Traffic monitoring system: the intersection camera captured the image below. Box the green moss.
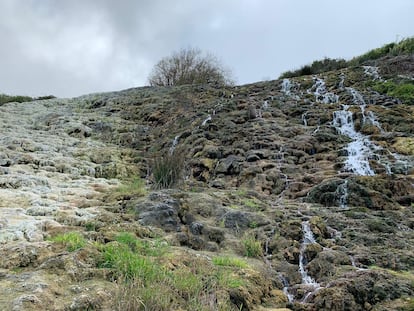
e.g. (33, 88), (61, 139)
(242, 233), (263, 257)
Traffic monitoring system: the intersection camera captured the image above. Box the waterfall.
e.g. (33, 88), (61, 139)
(332, 105), (375, 176)
(363, 66), (382, 81)
(281, 78), (292, 96)
(308, 77), (338, 104)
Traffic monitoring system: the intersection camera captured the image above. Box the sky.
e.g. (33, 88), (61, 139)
(0, 0), (413, 98)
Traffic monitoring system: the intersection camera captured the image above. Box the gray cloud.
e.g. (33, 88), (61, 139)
(0, 0), (413, 97)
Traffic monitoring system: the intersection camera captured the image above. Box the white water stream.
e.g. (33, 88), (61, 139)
(332, 105), (375, 176)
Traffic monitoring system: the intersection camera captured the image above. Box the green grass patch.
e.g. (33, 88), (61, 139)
(113, 177), (146, 197)
(212, 256), (248, 268)
(371, 81), (414, 104)
(241, 233), (263, 257)
(49, 232), (86, 252)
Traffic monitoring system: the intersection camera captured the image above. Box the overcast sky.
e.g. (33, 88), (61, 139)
(1, 0), (413, 98)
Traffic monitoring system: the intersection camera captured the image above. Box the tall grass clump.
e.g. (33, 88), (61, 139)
(151, 149), (185, 189)
(242, 233), (263, 258)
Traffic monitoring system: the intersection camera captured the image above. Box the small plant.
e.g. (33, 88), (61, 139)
(212, 256), (248, 268)
(242, 233), (263, 257)
(50, 232), (86, 252)
(151, 149), (185, 189)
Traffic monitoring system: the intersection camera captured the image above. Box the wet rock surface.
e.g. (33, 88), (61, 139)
(1, 55), (414, 310)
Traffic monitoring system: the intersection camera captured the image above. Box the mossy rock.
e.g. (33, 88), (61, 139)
(393, 137), (414, 155)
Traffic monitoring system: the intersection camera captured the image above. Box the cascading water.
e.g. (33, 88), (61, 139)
(363, 65), (382, 81)
(298, 221), (320, 302)
(308, 77), (338, 104)
(281, 78), (293, 96)
(332, 105), (375, 175)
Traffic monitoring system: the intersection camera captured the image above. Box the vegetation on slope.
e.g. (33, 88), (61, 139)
(280, 36), (414, 78)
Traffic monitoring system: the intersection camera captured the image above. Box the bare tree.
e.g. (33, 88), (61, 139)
(148, 48), (234, 86)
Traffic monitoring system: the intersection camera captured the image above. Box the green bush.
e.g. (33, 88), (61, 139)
(151, 149), (185, 189)
(280, 58), (347, 78)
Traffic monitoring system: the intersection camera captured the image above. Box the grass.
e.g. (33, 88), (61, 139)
(241, 233), (263, 257)
(371, 81), (414, 104)
(151, 149), (185, 189)
(212, 256), (249, 268)
(49, 232), (86, 252)
(93, 232), (248, 310)
(112, 177), (146, 198)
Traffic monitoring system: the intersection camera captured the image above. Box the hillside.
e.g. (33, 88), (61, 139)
(0, 42), (414, 310)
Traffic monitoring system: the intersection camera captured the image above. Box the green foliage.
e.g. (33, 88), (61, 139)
(242, 233), (263, 257)
(102, 239), (246, 310)
(151, 150), (185, 189)
(0, 94), (33, 105)
(212, 256), (248, 268)
(280, 37), (414, 79)
(280, 57), (347, 78)
(350, 37), (414, 65)
(372, 81), (414, 104)
(50, 232), (86, 252)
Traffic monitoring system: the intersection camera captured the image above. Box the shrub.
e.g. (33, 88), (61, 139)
(0, 93), (33, 105)
(151, 150), (185, 189)
(148, 47), (234, 86)
(280, 58), (347, 78)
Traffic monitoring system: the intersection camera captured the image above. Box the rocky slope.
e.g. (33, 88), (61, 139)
(1, 53), (413, 310)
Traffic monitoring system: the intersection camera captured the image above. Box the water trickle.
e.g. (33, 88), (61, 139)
(302, 112), (308, 126)
(299, 221), (319, 285)
(366, 111), (384, 132)
(201, 114), (212, 126)
(337, 180), (348, 208)
(279, 274), (294, 303)
(169, 135), (180, 154)
(339, 73), (346, 90)
(262, 100), (269, 110)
